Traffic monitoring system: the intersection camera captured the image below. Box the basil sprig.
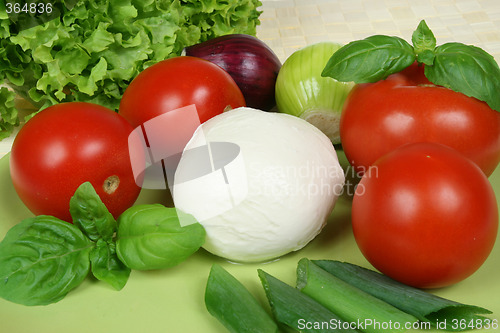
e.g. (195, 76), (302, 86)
(0, 182), (205, 306)
(0, 182), (130, 306)
(322, 20), (500, 112)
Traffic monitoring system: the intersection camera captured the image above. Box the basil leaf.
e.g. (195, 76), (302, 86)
(425, 42), (500, 111)
(69, 182), (117, 242)
(116, 204), (205, 270)
(90, 239), (130, 291)
(0, 216), (94, 306)
(412, 20), (436, 65)
(322, 35), (416, 83)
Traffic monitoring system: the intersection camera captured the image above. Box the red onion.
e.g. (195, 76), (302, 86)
(184, 34), (282, 111)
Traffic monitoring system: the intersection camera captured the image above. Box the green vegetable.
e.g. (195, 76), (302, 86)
(321, 36), (415, 84)
(116, 204), (205, 270)
(0, 0), (263, 139)
(70, 181), (130, 290)
(258, 269), (359, 333)
(0, 182), (207, 305)
(411, 19), (437, 65)
(424, 42), (500, 111)
(313, 260), (494, 331)
(0, 215), (93, 306)
(90, 239), (130, 291)
(275, 41), (354, 144)
(0, 87), (18, 140)
(69, 181), (117, 242)
(205, 264), (278, 333)
(0, 181), (131, 305)
(296, 259), (418, 333)
(322, 19), (500, 112)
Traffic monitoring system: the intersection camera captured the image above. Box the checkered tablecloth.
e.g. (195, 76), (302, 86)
(257, 0), (500, 63)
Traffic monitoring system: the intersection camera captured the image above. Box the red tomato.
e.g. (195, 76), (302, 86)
(340, 63), (500, 176)
(352, 142), (498, 288)
(10, 102), (142, 222)
(119, 56), (246, 128)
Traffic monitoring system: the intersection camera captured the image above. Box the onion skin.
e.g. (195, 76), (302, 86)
(184, 34), (282, 111)
(275, 42), (355, 144)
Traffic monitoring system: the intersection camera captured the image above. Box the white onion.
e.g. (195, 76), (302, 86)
(275, 42), (354, 144)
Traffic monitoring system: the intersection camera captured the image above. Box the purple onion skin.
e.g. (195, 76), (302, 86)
(184, 34), (282, 111)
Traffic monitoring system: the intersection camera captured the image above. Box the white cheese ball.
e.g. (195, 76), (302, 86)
(173, 107), (345, 262)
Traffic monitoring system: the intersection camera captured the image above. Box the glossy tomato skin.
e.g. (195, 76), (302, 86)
(118, 56), (246, 128)
(340, 63), (500, 176)
(10, 102), (142, 222)
(352, 143), (498, 288)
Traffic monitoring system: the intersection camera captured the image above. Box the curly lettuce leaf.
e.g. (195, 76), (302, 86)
(0, 86), (18, 140)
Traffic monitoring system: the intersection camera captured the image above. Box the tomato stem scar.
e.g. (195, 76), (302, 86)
(103, 175), (120, 194)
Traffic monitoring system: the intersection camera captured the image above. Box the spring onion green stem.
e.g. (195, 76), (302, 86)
(296, 259), (418, 333)
(205, 264), (279, 333)
(258, 269), (360, 333)
(313, 260), (493, 331)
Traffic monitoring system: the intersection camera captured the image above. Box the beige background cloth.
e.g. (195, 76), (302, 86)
(257, 0), (500, 63)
